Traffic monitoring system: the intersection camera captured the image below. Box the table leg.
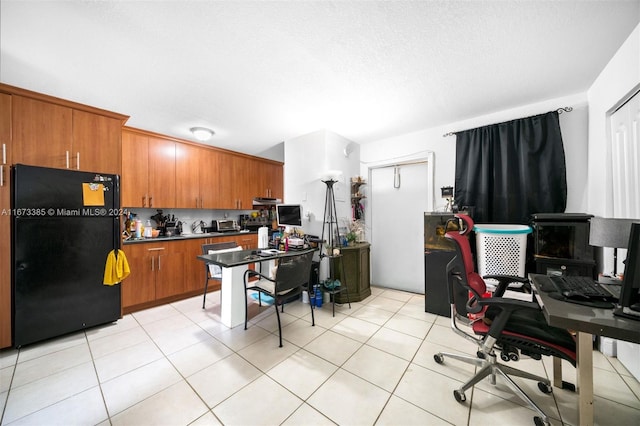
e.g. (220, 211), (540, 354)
(576, 331), (594, 426)
(553, 357), (563, 388)
(219, 265), (248, 328)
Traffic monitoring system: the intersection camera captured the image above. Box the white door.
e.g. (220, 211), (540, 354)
(370, 162), (430, 293)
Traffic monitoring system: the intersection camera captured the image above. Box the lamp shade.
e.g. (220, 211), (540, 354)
(190, 127), (214, 141)
(589, 217), (639, 249)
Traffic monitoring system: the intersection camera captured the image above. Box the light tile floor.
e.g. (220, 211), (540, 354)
(1, 286), (639, 425)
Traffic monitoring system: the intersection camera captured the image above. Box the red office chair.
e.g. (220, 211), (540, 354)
(433, 214), (576, 426)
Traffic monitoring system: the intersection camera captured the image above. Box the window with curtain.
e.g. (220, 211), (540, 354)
(454, 111), (567, 224)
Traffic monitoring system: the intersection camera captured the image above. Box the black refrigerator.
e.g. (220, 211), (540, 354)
(12, 164), (122, 347)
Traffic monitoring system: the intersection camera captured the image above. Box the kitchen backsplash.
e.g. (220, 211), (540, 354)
(126, 208), (256, 233)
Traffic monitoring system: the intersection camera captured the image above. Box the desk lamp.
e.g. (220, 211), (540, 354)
(589, 217), (636, 283)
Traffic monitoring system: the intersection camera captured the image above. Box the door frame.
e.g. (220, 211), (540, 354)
(364, 151), (435, 292)
(364, 151), (435, 224)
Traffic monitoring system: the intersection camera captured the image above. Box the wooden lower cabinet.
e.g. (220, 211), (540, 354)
(122, 233), (258, 313)
(122, 241), (186, 311)
(332, 242), (371, 303)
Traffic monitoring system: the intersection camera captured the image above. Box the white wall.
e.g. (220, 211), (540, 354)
(361, 92), (589, 214)
(283, 129), (360, 240)
(587, 23), (640, 217)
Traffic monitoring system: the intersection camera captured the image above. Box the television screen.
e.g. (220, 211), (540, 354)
(276, 204), (303, 228)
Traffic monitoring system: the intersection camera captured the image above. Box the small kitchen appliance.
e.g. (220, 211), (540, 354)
(213, 219), (238, 232)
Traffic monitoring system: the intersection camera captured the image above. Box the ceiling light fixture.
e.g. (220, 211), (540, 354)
(190, 127), (214, 141)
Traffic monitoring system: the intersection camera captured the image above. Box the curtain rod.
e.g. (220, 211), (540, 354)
(442, 106), (573, 137)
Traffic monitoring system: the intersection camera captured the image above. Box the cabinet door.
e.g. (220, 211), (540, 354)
(234, 155), (255, 209)
(121, 244), (156, 308)
(121, 131), (149, 207)
(255, 160), (283, 199)
(217, 152), (240, 209)
(175, 143), (201, 208)
(266, 162), (283, 200)
(0, 93), (12, 348)
(147, 137), (176, 208)
(12, 96), (72, 169)
(155, 247), (186, 299)
(199, 148), (220, 209)
(72, 110), (122, 174)
(236, 233), (258, 250)
(185, 239), (207, 293)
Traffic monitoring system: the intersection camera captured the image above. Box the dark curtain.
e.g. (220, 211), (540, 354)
(454, 111), (567, 224)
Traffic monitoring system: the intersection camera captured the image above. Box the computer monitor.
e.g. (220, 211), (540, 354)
(616, 222), (640, 319)
(276, 204), (303, 228)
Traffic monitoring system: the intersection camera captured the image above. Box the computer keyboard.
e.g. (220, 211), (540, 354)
(549, 276), (617, 300)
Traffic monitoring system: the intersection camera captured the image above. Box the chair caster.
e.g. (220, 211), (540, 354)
(537, 382), (553, 394)
(453, 389), (466, 403)
(434, 353), (444, 364)
(533, 415), (550, 426)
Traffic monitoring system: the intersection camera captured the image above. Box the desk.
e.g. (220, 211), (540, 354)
(529, 274), (640, 426)
(197, 248), (315, 328)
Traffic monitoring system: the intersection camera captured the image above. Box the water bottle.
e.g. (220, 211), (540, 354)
(315, 286), (323, 308)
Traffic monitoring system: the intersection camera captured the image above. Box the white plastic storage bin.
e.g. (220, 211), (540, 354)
(474, 224), (532, 288)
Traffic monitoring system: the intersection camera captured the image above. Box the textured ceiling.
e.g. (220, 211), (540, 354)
(1, 1), (639, 157)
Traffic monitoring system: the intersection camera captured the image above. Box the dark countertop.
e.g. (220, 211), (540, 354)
(123, 230), (258, 244)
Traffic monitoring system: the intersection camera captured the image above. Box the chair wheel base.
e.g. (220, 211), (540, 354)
(453, 389), (466, 403)
(537, 382), (552, 394)
(434, 353), (444, 364)
(534, 416), (550, 426)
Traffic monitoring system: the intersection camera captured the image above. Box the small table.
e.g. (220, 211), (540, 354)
(529, 274), (640, 426)
(197, 248), (316, 328)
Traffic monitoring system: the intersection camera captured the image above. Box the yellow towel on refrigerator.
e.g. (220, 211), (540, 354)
(103, 249), (130, 285)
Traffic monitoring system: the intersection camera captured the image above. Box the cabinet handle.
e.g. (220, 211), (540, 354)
(2, 143), (5, 164)
(151, 256), (155, 271)
(157, 255), (161, 271)
(76, 152), (80, 170)
(0, 165), (3, 187)
(147, 247), (165, 251)
(66, 151), (70, 169)
(149, 196), (153, 207)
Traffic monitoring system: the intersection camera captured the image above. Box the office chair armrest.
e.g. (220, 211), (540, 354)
(483, 274), (530, 297)
(478, 297), (541, 340)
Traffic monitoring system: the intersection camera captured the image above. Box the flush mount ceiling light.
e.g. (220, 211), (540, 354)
(190, 127), (215, 141)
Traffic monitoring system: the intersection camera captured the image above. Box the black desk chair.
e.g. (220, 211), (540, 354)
(434, 214), (576, 426)
(201, 242), (240, 309)
(243, 251), (315, 347)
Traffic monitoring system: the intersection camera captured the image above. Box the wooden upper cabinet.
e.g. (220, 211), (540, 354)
(122, 131), (177, 209)
(121, 130), (150, 207)
(198, 147), (220, 209)
(11, 93), (125, 174)
(12, 95), (72, 169)
(175, 143), (201, 208)
(256, 160), (283, 200)
(147, 136), (176, 208)
(0, 93), (12, 349)
(72, 110), (122, 174)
